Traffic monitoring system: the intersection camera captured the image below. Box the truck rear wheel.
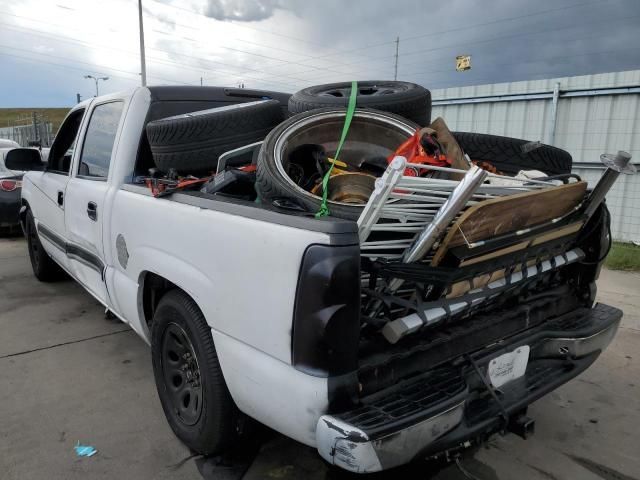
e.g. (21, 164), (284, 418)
(25, 210), (65, 282)
(151, 290), (238, 455)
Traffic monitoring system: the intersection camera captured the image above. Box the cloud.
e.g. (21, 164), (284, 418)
(203, 0), (281, 22)
(1, 0), (640, 106)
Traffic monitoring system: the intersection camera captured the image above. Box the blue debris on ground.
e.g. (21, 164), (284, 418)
(74, 442), (97, 458)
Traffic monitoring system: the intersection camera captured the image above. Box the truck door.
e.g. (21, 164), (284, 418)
(64, 100), (125, 305)
(30, 108), (86, 270)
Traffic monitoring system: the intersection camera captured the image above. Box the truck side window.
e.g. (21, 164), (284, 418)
(47, 108), (85, 174)
(78, 101), (124, 179)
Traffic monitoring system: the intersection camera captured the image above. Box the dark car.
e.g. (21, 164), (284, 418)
(0, 147), (42, 234)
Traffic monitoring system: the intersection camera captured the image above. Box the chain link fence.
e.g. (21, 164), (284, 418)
(0, 113), (54, 147)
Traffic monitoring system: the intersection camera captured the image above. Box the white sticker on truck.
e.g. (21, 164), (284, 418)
(488, 345), (530, 388)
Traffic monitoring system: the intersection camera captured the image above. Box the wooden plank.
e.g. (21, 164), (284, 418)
(456, 222), (584, 267)
(459, 241), (529, 267)
(530, 221), (584, 246)
(432, 181), (586, 265)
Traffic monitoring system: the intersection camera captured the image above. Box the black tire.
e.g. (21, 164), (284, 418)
(256, 108), (419, 221)
(151, 290), (238, 455)
(25, 210), (65, 282)
(452, 132), (572, 175)
(288, 81), (431, 126)
(146, 100), (285, 173)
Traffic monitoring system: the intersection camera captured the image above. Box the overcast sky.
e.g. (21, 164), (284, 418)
(0, 0), (639, 107)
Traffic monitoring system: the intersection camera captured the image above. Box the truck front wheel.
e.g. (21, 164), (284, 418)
(25, 210), (65, 282)
(151, 290), (238, 455)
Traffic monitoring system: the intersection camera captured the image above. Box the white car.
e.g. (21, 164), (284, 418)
(11, 86), (623, 473)
(0, 138), (20, 149)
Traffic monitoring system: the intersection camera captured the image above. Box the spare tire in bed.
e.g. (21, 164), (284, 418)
(146, 99), (284, 173)
(452, 132), (572, 175)
(288, 81), (431, 126)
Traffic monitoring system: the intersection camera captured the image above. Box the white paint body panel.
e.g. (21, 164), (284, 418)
(64, 178), (109, 303)
(22, 171), (70, 269)
(212, 329), (329, 446)
(109, 188), (330, 361)
(21, 87), (337, 446)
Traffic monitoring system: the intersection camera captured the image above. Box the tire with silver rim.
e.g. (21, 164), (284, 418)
(256, 108), (419, 220)
(151, 289), (238, 455)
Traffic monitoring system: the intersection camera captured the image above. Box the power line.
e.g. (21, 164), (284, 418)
(270, 0), (607, 69)
(0, 21), (302, 90)
(424, 47), (640, 89)
(0, 50), (186, 86)
(226, 0), (613, 81)
(2, 0), (632, 92)
(0, 11), (328, 84)
(6, 44), (195, 86)
(403, 0), (606, 44)
(400, 18), (640, 78)
(333, 6), (627, 70)
(144, 0), (377, 53)
(300, 10), (640, 81)
(234, 0), (607, 75)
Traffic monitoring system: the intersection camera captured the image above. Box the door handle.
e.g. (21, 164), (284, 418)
(87, 201), (98, 221)
(57, 191), (64, 206)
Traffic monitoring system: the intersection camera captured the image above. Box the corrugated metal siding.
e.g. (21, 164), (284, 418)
(572, 166), (640, 243)
(556, 93), (639, 163)
(431, 70), (640, 242)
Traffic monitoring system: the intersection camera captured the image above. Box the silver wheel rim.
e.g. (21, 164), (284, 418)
(272, 109), (416, 207)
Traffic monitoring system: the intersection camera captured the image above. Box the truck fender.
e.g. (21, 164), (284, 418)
(123, 246), (218, 339)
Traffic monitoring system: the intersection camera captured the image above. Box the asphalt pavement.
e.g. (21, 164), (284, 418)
(1, 235), (639, 480)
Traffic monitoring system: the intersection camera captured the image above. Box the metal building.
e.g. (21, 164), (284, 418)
(431, 70), (640, 243)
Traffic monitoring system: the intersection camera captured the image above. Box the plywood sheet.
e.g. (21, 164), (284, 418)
(432, 181), (586, 265)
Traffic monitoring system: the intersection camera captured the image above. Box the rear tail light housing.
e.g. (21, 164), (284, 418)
(292, 244), (361, 377)
(0, 179), (22, 192)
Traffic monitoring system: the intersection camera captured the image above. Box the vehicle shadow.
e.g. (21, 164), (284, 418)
(194, 426), (494, 480)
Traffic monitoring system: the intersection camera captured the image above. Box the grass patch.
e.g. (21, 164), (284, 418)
(0, 108), (70, 133)
(605, 242), (640, 271)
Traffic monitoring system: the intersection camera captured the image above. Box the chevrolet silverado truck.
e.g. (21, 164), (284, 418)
(10, 85), (625, 473)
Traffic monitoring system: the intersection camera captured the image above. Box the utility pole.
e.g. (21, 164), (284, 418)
(394, 36), (399, 81)
(138, 0), (147, 86)
(200, 76), (203, 86)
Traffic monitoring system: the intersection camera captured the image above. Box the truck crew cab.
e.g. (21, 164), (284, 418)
(11, 86), (624, 473)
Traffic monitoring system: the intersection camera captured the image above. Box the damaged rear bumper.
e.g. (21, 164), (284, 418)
(316, 303), (622, 473)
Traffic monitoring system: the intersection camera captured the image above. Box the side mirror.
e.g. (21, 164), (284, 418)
(4, 148), (45, 172)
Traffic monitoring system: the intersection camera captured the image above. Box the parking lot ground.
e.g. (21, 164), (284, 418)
(1, 235), (639, 480)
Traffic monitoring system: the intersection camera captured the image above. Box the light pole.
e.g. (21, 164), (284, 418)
(84, 75), (109, 96)
(138, 0), (147, 86)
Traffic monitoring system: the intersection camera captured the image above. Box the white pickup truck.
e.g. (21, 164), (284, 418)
(11, 85), (624, 473)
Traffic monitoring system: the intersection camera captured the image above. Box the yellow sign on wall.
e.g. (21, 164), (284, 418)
(456, 55), (471, 72)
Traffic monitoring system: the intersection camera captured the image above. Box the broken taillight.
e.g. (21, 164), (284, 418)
(0, 179), (22, 192)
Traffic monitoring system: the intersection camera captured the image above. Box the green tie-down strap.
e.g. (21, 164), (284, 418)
(315, 80), (358, 218)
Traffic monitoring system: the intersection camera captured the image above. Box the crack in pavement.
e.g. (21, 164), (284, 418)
(0, 328), (132, 359)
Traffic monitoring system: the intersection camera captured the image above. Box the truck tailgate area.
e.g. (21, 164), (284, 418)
(318, 303), (622, 473)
